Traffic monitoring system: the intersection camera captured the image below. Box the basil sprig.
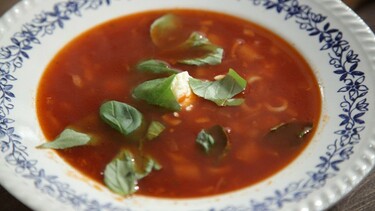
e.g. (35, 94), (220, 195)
(132, 69), (247, 110)
(104, 150), (161, 196)
(189, 69), (247, 106)
(37, 128), (91, 149)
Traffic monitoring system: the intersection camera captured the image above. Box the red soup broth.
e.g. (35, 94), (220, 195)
(36, 9), (321, 198)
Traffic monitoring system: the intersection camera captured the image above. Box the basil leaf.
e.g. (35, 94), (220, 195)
(226, 68), (247, 88)
(150, 14), (181, 47)
(138, 156), (162, 179)
(299, 124), (314, 138)
(104, 150), (138, 196)
(189, 69), (247, 106)
(178, 32), (211, 48)
(213, 98), (245, 107)
(179, 46), (223, 66)
(104, 150), (162, 196)
(196, 125), (230, 156)
(178, 32), (224, 66)
(263, 121), (313, 148)
(196, 129), (215, 153)
(37, 128), (91, 149)
(136, 59), (180, 75)
(100, 101), (144, 136)
(132, 74), (181, 111)
(146, 121), (165, 140)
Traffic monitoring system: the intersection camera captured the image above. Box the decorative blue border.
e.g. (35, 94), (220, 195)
(0, 1), (127, 210)
(0, 0), (369, 210)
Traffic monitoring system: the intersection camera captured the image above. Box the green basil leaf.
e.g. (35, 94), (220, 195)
(100, 101), (144, 136)
(178, 32), (224, 66)
(196, 125), (230, 156)
(104, 150), (162, 196)
(213, 98), (245, 107)
(132, 74), (181, 111)
(189, 68), (246, 106)
(263, 121), (313, 148)
(104, 150), (138, 196)
(136, 59), (181, 75)
(179, 47), (223, 66)
(226, 68), (247, 88)
(37, 128), (91, 149)
(146, 121), (166, 140)
(150, 14), (181, 47)
(196, 129), (215, 153)
(178, 32), (210, 48)
(138, 156), (162, 179)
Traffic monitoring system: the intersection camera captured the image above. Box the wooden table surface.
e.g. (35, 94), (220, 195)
(1, 0), (375, 210)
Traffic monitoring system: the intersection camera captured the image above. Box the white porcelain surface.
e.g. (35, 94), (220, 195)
(0, 0), (375, 210)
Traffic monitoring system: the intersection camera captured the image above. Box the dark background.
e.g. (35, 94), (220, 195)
(0, 0), (375, 210)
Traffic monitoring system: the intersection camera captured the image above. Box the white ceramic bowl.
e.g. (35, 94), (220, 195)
(1, 0), (375, 210)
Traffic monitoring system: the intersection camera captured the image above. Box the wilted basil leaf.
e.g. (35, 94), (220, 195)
(146, 121), (166, 140)
(132, 74), (181, 111)
(136, 59), (180, 75)
(196, 125), (230, 157)
(189, 69), (246, 106)
(150, 14), (181, 48)
(263, 121), (313, 148)
(100, 101), (144, 136)
(178, 32), (224, 66)
(37, 128), (91, 149)
(196, 129), (215, 153)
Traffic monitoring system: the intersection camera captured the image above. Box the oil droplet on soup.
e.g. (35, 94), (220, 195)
(36, 9), (321, 198)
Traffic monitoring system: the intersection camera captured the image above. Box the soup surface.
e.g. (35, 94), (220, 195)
(37, 9), (321, 198)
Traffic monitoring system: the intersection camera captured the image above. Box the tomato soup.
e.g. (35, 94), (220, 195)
(36, 9), (321, 198)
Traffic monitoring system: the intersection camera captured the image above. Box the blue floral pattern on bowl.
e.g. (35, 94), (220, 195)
(0, 0), (369, 210)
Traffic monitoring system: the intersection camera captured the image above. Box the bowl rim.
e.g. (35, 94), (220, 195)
(1, 0), (375, 210)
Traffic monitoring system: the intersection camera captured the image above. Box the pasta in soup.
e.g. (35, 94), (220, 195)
(36, 9), (321, 198)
